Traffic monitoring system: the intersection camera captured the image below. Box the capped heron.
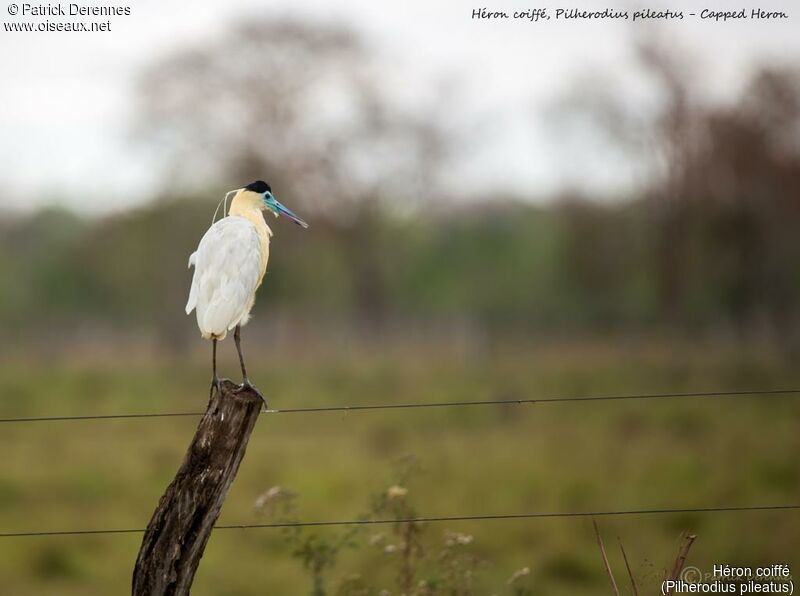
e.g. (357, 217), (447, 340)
(185, 180), (308, 403)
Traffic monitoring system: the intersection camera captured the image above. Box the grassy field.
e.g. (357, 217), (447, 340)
(0, 338), (798, 595)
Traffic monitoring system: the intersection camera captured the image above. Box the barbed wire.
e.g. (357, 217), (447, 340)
(0, 504), (797, 538)
(1, 388), (798, 425)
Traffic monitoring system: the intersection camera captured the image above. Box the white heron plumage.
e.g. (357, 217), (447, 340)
(185, 215), (271, 339)
(185, 180), (308, 397)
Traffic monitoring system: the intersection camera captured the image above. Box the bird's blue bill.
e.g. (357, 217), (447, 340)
(264, 193), (309, 228)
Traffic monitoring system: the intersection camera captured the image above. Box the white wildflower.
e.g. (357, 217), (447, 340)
(507, 566), (530, 585)
(387, 485), (408, 499)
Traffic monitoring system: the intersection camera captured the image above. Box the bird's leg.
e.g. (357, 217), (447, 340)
(233, 325), (267, 408)
(210, 338), (222, 399)
(233, 325), (249, 381)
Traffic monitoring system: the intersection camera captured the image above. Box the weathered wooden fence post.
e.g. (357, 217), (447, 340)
(132, 380), (263, 595)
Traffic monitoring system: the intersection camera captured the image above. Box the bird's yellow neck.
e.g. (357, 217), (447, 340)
(229, 189), (272, 278)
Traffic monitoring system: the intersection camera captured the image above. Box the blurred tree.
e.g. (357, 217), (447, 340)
(6, 33), (800, 354)
(556, 196), (652, 328)
(555, 33), (800, 350)
(135, 17), (452, 334)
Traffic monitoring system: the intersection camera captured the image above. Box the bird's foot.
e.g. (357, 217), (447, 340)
(234, 378), (268, 410)
(209, 375), (223, 399)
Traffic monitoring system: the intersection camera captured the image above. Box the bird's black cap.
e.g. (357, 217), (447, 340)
(245, 180), (271, 194)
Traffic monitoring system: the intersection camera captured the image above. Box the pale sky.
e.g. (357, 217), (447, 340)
(1, 0), (798, 214)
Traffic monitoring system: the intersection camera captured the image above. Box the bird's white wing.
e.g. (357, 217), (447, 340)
(185, 216), (262, 339)
(185, 251), (199, 315)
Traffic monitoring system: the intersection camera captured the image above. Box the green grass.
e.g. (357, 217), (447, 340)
(0, 339), (798, 594)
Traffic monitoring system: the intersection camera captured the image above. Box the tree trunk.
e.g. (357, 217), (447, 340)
(132, 380), (263, 595)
